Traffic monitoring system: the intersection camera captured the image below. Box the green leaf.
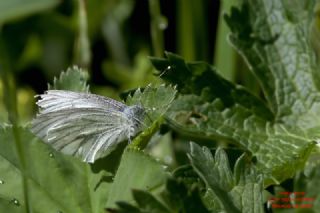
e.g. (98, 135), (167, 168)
(188, 142), (264, 213)
(0, 0), (59, 24)
(225, 0), (319, 129)
(112, 201), (142, 213)
(152, 52), (315, 184)
(150, 0), (320, 185)
(188, 142), (239, 213)
(151, 52), (273, 118)
(132, 189), (169, 213)
(48, 66), (90, 92)
(172, 165), (204, 189)
(0, 126), (110, 213)
(112, 178), (209, 213)
(126, 84), (177, 123)
(161, 178), (209, 213)
(106, 148), (168, 208)
(0, 198), (21, 213)
(170, 94), (315, 184)
(126, 84), (177, 149)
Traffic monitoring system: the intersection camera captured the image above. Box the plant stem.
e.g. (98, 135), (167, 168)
(129, 117), (164, 150)
(74, 0), (91, 69)
(148, 0), (166, 57)
(177, 0), (208, 61)
(0, 36), (30, 212)
(214, 0), (237, 81)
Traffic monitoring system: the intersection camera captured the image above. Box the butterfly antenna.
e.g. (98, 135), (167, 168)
(149, 65), (172, 86)
(158, 65), (172, 78)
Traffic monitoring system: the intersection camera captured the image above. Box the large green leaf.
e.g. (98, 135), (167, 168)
(151, 52), (315, 184)
(106, 148), (168, 208)
(188, 142), (264, 213)
(150, 0), (320, 185)
(0, 126), (110, 213)
(225, 0), (320, 130)
(0, 0), (59, 24)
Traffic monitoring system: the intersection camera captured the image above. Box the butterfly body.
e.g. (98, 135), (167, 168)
(31, 90), (145, 163)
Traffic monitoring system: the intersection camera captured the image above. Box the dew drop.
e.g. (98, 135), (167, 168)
(11, 198), (20, 206)
(0, 180), (4, 184)
(152, 107), (156, 111)
(157, 16), (168, 30)
(49, 153), (54, 158)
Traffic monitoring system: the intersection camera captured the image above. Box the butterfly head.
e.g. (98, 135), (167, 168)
(124, 105), (146, 127)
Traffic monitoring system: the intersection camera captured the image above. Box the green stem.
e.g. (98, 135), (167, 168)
(177, 0), (208, 61)
(12, 126), (31, 212)
(148, 0), (166, 57)
(214, 0), (237, 81)
(129, 117), (164, 150)
(0, 32), (30, 213)
(74, 0), (91, 69)
(0, 73), (31, 213)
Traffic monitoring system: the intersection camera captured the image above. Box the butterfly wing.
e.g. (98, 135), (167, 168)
(31, 90), (132, 163)
(37, 90), (126, 113)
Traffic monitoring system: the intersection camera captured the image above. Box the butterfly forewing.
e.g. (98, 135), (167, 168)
(37, 90), (126, 113)
(31, 90), (144, 163)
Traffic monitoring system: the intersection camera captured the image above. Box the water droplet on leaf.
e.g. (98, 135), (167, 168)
(11, 198), (20, 206)
(0, 180), (4, 184)
(49, 153), (54, 158)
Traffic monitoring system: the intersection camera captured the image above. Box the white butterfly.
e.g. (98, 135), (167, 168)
(31, 90), (145, 163)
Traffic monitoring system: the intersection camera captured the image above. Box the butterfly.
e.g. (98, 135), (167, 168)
(31, 90), (145, 163)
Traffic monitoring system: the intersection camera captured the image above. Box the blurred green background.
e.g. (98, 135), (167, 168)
(0, 0), (255, 125)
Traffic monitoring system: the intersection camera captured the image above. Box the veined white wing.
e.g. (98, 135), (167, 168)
(31, 90), (145, 163)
